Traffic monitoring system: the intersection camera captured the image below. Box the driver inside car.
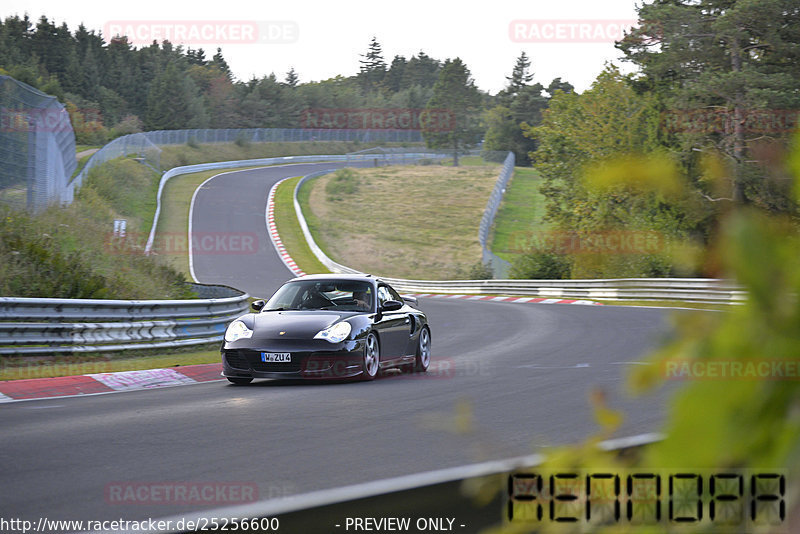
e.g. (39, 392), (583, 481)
(300, 286), (330, 309)
(353, 289), (371, 311)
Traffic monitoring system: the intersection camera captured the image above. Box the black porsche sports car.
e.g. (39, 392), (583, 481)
(221, 274), (431, 384)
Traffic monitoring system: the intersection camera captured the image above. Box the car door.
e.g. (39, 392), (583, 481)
(372, 284), (410, 360)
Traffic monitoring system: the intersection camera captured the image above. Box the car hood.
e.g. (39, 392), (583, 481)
(252, 311), (350, 340)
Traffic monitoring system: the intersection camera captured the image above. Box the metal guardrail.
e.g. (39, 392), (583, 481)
(291, 171), (746, 305)
(0, 284), (249, 355)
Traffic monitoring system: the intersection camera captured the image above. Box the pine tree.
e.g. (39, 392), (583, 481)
(503, 52), (533, 99)
(284, 67), (299, 87)
(423, 58), (482, 165)
(358, 36), (386, 92)
(211, 48), (231, 79)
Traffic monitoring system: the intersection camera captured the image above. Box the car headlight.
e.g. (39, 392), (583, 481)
(314, 322), (352, 343)
(225, 320), (253, 343)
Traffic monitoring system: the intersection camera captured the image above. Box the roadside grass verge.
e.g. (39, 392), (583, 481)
(274, 177), (330, 275)
(489, 167), (550, 264)
(297, 164), (500, 279)
(0, 348), (221, 381)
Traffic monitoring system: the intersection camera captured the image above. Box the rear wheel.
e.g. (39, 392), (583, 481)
(361, 333), (380, 380)
(227, 377), (253, 386)
(415, 327), (431, 372)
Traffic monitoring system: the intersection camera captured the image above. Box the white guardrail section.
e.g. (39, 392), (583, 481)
(0, 284), (250, 355)
(293, 171), (747, 305)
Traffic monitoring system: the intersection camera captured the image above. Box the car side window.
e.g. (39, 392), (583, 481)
(387, 286), (403, 302)
(377, 286), (393, 306)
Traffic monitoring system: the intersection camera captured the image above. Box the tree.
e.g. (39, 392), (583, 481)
(498, 51), (533, 107)
(358, 36), (386, 93)
(284, 67), (299, 87)
(618, 0), (800, 205)
(401, 51), (440, 89)
(383, 55), (406, 93)
(423, 58), (482, 166)
(145, 62), (195, 129)
(210, 48), (231, 78)
(484, 53), (551, 165)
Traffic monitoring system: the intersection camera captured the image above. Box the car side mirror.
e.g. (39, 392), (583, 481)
(380, 300), (403, 312)
(251, 300), (266, 312)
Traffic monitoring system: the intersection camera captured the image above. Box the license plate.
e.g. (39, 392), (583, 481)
(261, 352), (291, 363)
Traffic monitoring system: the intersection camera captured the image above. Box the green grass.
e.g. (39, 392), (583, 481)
(296, 165), (500, 279)
(489, 167), (551, 263)
(0, 349), (221, 380)
(275, 177), (331, 275)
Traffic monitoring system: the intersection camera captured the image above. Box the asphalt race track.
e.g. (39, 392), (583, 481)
(1, 163), (688, 528)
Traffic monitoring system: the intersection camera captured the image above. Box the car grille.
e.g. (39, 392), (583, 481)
(225, 350), (302, 373)
(224, 350), (250, 370)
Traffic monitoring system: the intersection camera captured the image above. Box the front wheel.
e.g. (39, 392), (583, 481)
(414, 327), (431, 372)
(361, 333), (380, 381)
(227, 377), (253, 386)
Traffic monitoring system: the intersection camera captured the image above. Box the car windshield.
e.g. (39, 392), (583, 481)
(264, 280), (374, 312)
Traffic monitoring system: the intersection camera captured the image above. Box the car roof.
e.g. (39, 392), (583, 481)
(287, 273), (385, 285)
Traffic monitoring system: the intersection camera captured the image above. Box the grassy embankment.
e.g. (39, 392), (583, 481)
(296, 163), (501, 279)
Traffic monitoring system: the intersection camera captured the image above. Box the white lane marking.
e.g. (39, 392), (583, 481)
(0, 392), (14, 403)
(610, 361), (652, 365)
(22, 404), (65, 409)
(87, 368), (197, 391)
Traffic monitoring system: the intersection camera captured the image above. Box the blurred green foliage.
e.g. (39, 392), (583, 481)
(479, 132), (800, 534)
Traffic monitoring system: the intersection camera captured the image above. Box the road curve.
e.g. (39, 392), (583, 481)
(1, 163), (684, 527)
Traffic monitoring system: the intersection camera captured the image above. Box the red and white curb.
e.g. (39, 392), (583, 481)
(266, 178), (306, 277)
(405, 294), (602, 306)
(0, 364), (224, 403)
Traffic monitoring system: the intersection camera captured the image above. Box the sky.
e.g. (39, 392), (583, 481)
(3, 0), (643, 94)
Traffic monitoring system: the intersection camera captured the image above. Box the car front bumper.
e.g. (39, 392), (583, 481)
(221, 341), (365, 380)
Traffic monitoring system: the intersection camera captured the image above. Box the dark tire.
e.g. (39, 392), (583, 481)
(227, 377), (253, 386)
(415, 327), (431, 372)
(361, 333), (380, 381)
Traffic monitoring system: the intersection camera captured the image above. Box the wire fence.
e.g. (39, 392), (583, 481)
(67, 128), (429, 206)
(478, 152), (515, 278)
(0, 75), (76, 212)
